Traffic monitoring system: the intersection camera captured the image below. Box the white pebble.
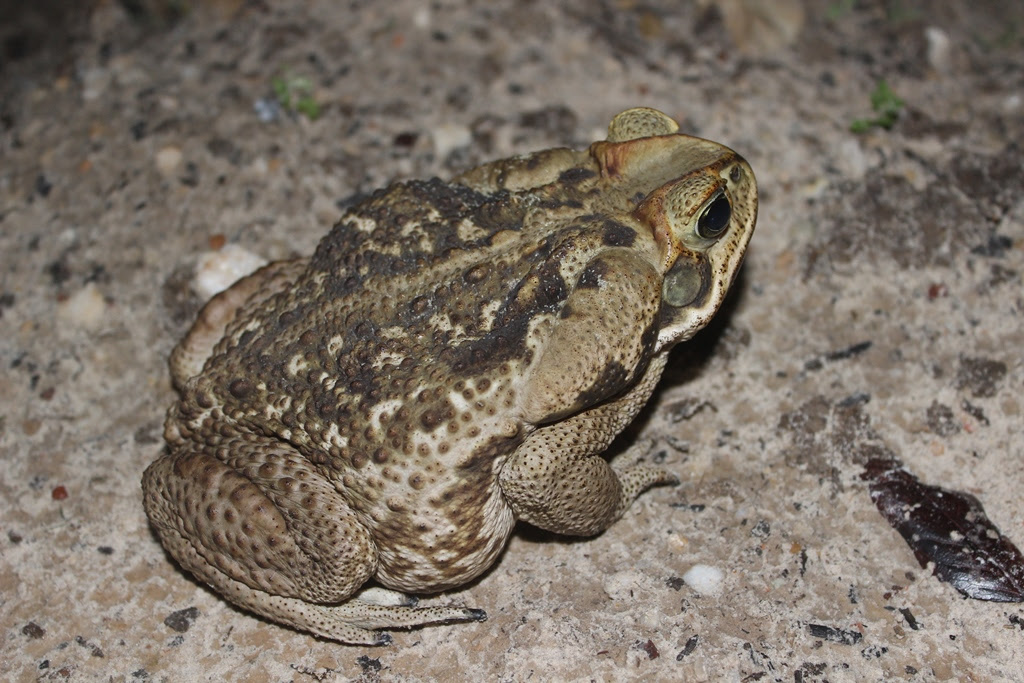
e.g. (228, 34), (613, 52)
(413, 7), (431, 28)
(682, 564), (724, 596)
(79, 67), (110, 101)
(431, 123), (472, 160)
(925, 26), (953, 73)
(57, 282), (106, 328)
(155, 146), (183, 177)
(836, 138), (870, 180)
(193, 244), (267, 300)
(353, 586), (413, 607)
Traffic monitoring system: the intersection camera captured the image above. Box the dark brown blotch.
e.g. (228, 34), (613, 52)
(601, 219), (637, 247)
(576, 360), (630, 409)
(558, 167), (598, 185)
(577, 259), (610, 290)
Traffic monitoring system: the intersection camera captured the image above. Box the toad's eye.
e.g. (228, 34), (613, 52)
(695, 193), (731, 239)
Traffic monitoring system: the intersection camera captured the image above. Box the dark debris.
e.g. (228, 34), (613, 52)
(356, 656), (382, 673)
(899, 607), (919, 630)
(675, 634), (699, 660)
(825, 340), (873, 362)
(862, 458), (1024, 602)
(163, 607), (200, 633)
(639, 638), (660, 659)
(925, 401), (960, 437)
(22, 622), (46, 639)
(807, 623), (863, 645)
(955, 356), (1007, 399)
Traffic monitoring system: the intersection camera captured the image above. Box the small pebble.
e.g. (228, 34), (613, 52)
(155, 146), (183, 177)
(925, 26), (953, 73)
(80, 67), (110, 101)
(413, 7), (431, 28)
(57, 282), (106, 328)
(355, 586), (412, 607)
(254, 98), (282, 123)
(836, 138), (869, 180)
(194, 244), (267, 300)
(667, 532), (689, 553)
(682, 564), (724, 596)
(431, 123), (472, 160)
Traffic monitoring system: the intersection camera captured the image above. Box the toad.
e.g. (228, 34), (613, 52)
(143, 107), (758, 644)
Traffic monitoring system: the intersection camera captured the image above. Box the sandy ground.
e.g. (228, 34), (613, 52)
(2, 1), (1023, 681)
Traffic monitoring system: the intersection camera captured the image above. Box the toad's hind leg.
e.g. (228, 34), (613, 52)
(142, 438), (484, 644)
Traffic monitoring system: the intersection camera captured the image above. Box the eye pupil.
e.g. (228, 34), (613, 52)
(697, 194), (731, 239)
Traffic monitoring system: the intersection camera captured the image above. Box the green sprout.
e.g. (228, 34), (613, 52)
(885, 1), (921, 24)
(826, 0), (856, 21)
(271, 74), (321, 121)
(850, 80), (905, 133)
(828, 1), (919, 25)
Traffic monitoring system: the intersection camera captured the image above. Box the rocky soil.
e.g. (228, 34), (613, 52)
(2, 1), (1022, 680)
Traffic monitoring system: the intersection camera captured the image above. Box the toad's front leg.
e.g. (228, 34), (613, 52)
(142, 434), (484, 644)
(498, 355), (677, 536)
(499, 248), (677, 536)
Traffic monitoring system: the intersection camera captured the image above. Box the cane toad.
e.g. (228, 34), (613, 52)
(143, 107), (758, 644)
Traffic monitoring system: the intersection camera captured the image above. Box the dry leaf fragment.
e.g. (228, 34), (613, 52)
(862, 458), (1024, 602)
